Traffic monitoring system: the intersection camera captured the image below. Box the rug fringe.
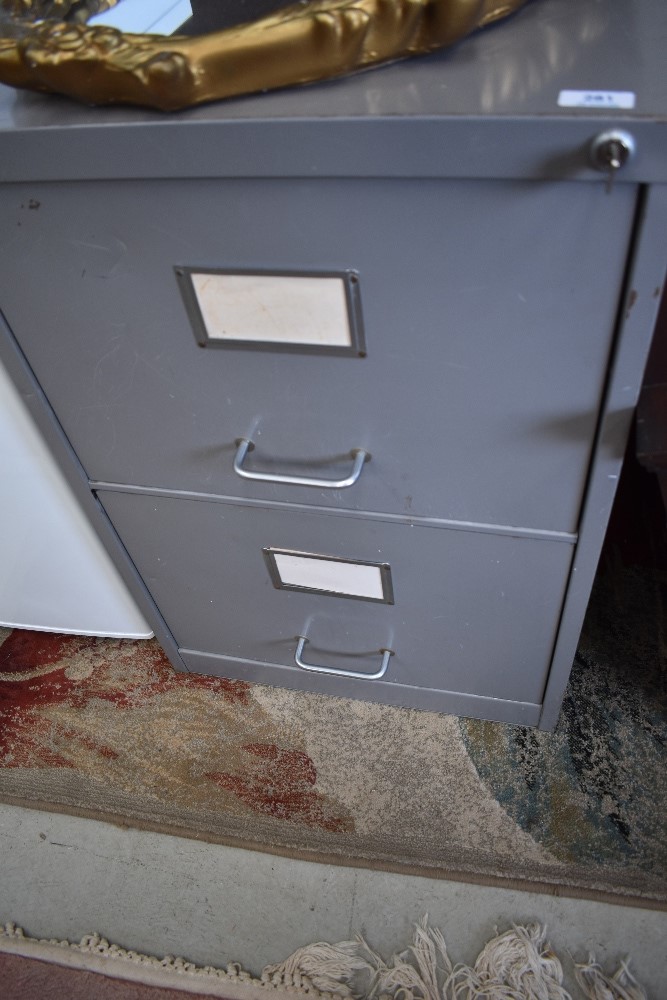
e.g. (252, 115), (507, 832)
(264, 918), (646, 1000)
(574, 956), (647, 1000)
(1, 918), (648, 1000)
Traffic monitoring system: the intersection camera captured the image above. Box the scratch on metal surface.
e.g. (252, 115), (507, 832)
(625, 289), (639, 319)
(70, 239), (115, 252)
(132, 351), (170, 382)
(92, 341), (123, 387)
(71, 236), (128, 278)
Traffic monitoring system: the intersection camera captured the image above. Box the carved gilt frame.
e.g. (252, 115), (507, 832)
(0, 0), (530, 110)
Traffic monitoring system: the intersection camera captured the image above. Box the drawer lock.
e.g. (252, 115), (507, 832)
(590, 129), (636, 192)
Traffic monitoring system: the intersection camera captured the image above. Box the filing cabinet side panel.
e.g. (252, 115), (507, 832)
(540, 184), (667, 729)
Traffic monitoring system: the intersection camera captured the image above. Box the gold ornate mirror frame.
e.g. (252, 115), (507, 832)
(0, 0), (530, 110)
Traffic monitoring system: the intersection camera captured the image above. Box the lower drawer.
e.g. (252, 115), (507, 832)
(97, 491), (573, 718)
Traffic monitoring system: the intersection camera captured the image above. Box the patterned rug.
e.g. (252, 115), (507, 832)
(1, 483), (666, 906)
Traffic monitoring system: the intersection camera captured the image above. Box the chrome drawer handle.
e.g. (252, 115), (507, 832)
(234, 438), (370, 489)
(295, 636), (393, 680)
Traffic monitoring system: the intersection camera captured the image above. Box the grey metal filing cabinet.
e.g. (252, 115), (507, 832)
(1, 0), (666, 728)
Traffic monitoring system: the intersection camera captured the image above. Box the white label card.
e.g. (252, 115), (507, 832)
(190, 273), (352, 348)
(558, 90), (636, 110)
(269, 551), (390, 602)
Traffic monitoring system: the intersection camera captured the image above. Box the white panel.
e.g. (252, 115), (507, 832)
(191, 273), (352, 348)
(88, 0), (193, 34)
(0, 360), (152, 637)
(273, 553), (385, 600)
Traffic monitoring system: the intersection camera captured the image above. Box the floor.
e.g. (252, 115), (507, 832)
(0, 952), (218, 1000)
(1, 803), (665, 998)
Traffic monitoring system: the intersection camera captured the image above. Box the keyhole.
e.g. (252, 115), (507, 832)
(590, 130), (636, 194)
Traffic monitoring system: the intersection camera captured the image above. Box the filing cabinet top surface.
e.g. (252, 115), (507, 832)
(0, 0), (666, 182)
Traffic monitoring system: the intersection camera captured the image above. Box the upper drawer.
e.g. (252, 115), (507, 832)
(0, 178), (636, 532)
